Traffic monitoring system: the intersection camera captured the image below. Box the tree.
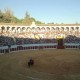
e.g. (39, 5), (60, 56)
(36, 20), (45, 24)
(0, 10), (4, 22)
(30, 17), (36, 22)
(11, 16), (20, 23)
(4, 8), (13, 23)
(24, 11), (30, 19)
(0, 9), (45, 24)
(22, 11), (32, 24)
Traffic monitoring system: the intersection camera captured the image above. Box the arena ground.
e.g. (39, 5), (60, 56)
(0, 49), (80, 80)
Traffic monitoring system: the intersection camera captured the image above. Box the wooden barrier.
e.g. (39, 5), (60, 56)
(64, 43), (80, 49)
(0, 43), (80, 54)
(0, 43), (57, 54)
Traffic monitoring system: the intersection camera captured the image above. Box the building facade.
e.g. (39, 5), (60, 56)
(0, 22), (80, 39)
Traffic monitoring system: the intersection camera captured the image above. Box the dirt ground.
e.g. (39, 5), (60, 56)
(0, 49), (80, 80)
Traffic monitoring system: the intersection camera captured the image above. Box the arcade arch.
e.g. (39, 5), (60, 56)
(0, 24), (80, 38)
(1, 26), (5, 33)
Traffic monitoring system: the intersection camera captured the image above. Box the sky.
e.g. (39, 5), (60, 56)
(0, 0), (80, 23)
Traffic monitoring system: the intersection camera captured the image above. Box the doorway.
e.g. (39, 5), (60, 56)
(57, 38), (64, 49)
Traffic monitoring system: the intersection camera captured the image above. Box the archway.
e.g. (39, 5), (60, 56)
(56, 34), (65, 49)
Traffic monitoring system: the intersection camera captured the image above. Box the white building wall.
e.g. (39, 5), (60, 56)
(0, 23), (80, 38)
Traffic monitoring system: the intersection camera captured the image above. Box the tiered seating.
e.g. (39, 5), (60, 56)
(64, 35), (80, 48)
(64, 35), (80, 43)
(0, 36), (57, 46)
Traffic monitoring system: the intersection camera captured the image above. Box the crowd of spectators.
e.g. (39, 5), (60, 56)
(13, 38), (57, 45)
(0, 35), (80, 47)
(0, 36), (57, 46)
(0, 36), (15, 46)
(64, 35), (80, 43)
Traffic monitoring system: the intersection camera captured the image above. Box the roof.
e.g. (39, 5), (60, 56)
(36, 23), (80, 26)
(0, 23), (80, 26)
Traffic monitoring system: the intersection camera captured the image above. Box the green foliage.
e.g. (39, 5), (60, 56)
(11, 16), (20, 23)
(0, 10), (4, 22)
(0, 9), (44, 24)
(24, 11), (30, 19)
(0, 9), (13, 23)
(3, 9), (13, 23)
(36, 20), (44, 24)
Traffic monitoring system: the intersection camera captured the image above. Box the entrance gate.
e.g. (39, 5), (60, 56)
(57, 38), (65, 49)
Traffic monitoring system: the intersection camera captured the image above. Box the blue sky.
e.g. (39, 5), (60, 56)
(0, 0), (80, 23)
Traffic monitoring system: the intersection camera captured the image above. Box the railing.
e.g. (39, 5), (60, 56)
(0, 43), (57, 54)
(0, 43), (80, 54)
(64, 43), (80, 49)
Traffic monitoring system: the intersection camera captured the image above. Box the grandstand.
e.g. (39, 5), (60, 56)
(0, 22), (80, 53)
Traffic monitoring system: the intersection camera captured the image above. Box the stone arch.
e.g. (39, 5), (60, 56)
(12, 27), (15, 31)
(51, 27), (56, 37)
(31, 27), (35, 33)
(76, 27), (79, 30)
(61, 27), (64, 31)
(75, 27), (79, 36)
(22, 27), (25, 30)
(26, 27), (30, 30)
(36, 27), (41, 33)
(7, 26), (10, 31)
(65, 27), (69, 35)
(22, 27), (26, 32)
(60, 27), (64, 34)
(1, 26), (5, 30)
(69, 27), (74, 35)
(26, 27), (31, 33)
(17, 27), (21, 33)
(1, 26), (5, 33)
(46, 27), (50, 30)
(41, 27), (45, 33)
(51, 27), (55, 30)
(36, 27), (41, 31)
(12, 27), (16, 33)
(41, 27), (45, 30)
(66, 27), (69, 31)
(56, 27), (60, 34)
(71, 27), (74, 31)
(51, 27), (55, 33)
(31, 27), (35, 30)
(56, 27), (59, 30)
